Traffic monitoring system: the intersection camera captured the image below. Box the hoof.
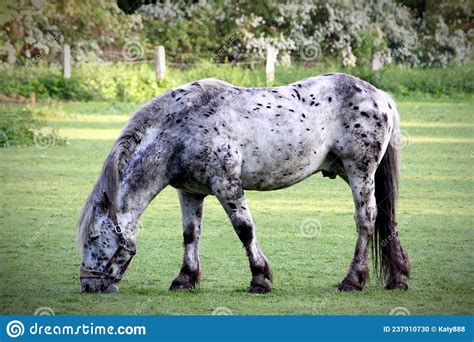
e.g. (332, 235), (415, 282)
(169, 274), (199, 291)
(248, 283), (271, 294)
(104, 283), (119, 293)
(338, 269), (368, 292)
(169, 282), (195, 291)
(248, 277), (271, 294)
(81, 278), (119, 293)
(338, 282), (362, 292)
(385, 281), (409, 291)
(338, 276), (364, 292)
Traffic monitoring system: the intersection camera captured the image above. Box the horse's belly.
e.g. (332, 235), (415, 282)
(241, 170), (313, 190)
(240, 148), (327, 191)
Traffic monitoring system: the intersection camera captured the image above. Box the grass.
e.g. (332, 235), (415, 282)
(0, 98), (473, 316)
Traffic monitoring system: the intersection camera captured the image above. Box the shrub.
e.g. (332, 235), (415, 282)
(0, 63), (472, 103)
(0, 1), (471, 69)
(0, 108), (67, 147)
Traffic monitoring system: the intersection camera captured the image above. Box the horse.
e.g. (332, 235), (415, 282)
(77, 73), (410, 294)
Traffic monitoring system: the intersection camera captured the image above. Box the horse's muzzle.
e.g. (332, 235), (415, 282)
(80, 242), (135, 294)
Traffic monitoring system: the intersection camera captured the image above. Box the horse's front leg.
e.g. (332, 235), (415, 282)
(339, 170), (376, 292)
(211, 177), (272, 293)
(169, 190), (206, 290)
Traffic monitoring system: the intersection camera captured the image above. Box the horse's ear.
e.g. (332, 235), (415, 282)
(101, 191), (111, 212)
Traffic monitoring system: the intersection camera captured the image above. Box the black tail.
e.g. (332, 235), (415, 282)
(373, 123), (411, 282)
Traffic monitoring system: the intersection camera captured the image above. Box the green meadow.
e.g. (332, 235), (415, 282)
(0, 98), (472, 315)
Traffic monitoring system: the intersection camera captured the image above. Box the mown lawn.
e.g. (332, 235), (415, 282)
(0, 98), (473, 315)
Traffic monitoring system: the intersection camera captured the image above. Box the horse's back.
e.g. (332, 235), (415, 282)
(144, 74), (398, 192)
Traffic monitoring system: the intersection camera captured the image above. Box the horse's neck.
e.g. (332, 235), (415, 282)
(115, 135), (171, 238)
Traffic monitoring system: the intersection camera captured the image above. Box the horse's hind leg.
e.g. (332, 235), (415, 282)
(211, 177), (272, 293)
(169, 190), (206, 290)
(339, 163), (377, 292)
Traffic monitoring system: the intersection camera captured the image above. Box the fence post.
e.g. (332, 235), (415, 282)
(155, 46), (165, 81)
(63, 44), (71, 78)
(266, 46), (277, 86)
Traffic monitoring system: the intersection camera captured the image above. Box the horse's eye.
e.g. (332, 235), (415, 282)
(90, 235), (100, 242)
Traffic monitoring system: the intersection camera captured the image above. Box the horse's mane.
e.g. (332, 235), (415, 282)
(76, 100), (159, 251)
(76, 78), (231, 251)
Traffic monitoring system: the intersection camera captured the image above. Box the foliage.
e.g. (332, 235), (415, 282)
(0, 107), (67, 147)
(352, 65), (474, 97)
(0, 67), (96, 100)
(0, 0), (471, 69)
(0, 63), (472, 103)
(0, 0), (142, 67)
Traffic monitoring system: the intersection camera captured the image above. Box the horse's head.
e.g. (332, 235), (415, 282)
(79, 192), (136, 293)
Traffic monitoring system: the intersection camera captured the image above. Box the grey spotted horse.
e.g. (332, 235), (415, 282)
(77, 73), (410, 294)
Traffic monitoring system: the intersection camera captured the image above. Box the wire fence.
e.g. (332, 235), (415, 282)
(58, 44), (277, 84)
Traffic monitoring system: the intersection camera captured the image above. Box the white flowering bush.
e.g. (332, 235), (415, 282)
(0, 0), (471, 69)
(0, 0), (142, 69)
(234, 0), (470, 68)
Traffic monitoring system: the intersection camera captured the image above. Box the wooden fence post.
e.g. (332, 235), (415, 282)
(266, 46), (277, 86)
(155, 46), (165, 81)
(63, 44), (71, 78)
